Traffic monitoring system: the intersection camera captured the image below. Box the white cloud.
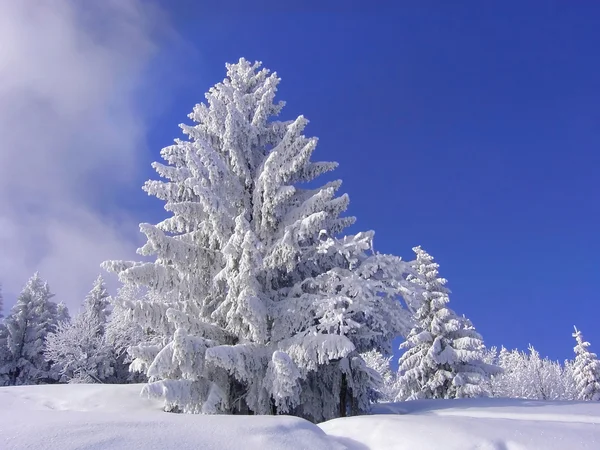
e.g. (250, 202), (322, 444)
(0, 0), (169, 313)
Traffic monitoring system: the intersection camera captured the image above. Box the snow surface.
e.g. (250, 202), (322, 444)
(322, 399), (600, 449)
(1, 383), (600, 449)
(0, 384), (341, 450)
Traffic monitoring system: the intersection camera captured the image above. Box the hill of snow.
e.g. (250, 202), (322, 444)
(1, 384), (599, 449)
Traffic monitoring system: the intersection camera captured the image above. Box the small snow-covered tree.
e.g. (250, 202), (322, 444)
(1, 273), (61, 385)
(104, 284), (151, 383)
(396, 247), (498, 401)
(83, 275), (110, 335)
(526, 345), (567, 400)
(103, 59), (414, 420)
(481, 346), (500, 396)
(361, 349), (397, 402)
(45, 313), (113, 383)
(572, 327), (600, 401)
(45, 276), (113, 383)
(489, 347), (523, 398)
(56, 302), (71, 324)
(487, 346), (576, 400)
(562, 359), (578, 401)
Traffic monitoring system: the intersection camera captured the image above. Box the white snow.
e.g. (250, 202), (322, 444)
(2, 383), (600, 449)
(322, 399), (600, 449)
(0, 384), (342, 450)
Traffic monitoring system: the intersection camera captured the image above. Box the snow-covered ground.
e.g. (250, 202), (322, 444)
(1, 384), (599, 449)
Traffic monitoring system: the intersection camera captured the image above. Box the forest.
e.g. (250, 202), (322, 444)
(1, 59), (599, 422)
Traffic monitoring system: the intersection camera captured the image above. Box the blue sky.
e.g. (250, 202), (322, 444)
(2, 1), (598, 363)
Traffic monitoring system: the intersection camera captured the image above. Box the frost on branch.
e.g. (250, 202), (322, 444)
(103, 58), (415, 420)
(264, 351), (302, 413)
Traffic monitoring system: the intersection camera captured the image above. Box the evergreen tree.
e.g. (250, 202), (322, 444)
(83, 275), (110, 335)
(572, 326), (600, 401)
(103, 59), (414, 420)
(1, 273), (61, 385)
(45, 276), (112, 383)
(56, 302), (71, 324)
(396, 247), (498, 400)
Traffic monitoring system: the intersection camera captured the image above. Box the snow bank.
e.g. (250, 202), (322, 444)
(321, 398), (600, 449)
(2, 384), (600, 449)
(0, 384), (342, 450)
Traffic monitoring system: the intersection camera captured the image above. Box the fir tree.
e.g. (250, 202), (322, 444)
(103, 59), (414, 420)
(396, 247), (498, 400)
(1, 273), (61, 385)
(83, 275), (111, 335)
(572, 326), (600, 401)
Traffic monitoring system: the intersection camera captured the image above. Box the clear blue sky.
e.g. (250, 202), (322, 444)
(132, 2), (600, 363)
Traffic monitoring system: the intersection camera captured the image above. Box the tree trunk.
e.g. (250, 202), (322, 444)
(339, 373), (347, 418)
(350, 391), (359, 416)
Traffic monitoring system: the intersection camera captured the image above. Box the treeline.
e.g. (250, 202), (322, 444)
(0, 274), (145, 386)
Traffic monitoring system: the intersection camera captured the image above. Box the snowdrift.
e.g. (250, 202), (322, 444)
(322, 399), (600, 449)
(2, 383), (600, 449)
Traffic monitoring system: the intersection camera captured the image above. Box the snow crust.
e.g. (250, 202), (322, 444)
(2, 383), (600, 449)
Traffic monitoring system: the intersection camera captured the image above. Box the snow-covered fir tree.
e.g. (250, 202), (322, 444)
(45, 276), (113, 383)
(572, 327), (600, 401)
(395, 247), (498, 400)
(103, 59), (415, 421)
(0, 273), (61, 385)
(83, 275), (111, 335)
